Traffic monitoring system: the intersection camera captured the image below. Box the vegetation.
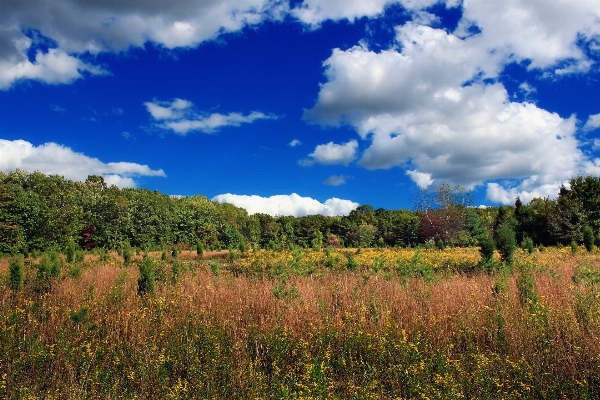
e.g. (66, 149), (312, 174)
(1, 247), (599, 398)
(3, 170), (600, 255)
(3, 170), (600, 397)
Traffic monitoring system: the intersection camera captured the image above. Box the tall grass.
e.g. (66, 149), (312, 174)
(0, 248), (599, 399)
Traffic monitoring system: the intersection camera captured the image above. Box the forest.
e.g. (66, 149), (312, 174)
(1, 169), (599, 254)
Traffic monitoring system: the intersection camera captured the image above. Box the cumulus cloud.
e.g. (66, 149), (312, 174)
(144, 98), (277, 135)
(304, 1), (600, 204)
(323, 175), (348, 186)
(211, 193), (359, 217)
(584, 113), (600, 132)
(0, 47), (107, 89)
(0, 139), (165, 188)
(289, 139), (302, 147)
(0, 0), (287, 89)
(299, 140), (358, 166)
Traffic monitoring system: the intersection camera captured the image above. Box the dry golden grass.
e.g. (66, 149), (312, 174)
(1, 247), (599, 398)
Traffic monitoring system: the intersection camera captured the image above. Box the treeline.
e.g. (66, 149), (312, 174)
(1, 170), (600, 253)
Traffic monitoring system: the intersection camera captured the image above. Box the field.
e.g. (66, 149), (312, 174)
(1, 247), (600, 399)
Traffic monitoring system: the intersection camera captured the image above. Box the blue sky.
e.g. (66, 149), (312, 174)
(1, 0), (600, 216)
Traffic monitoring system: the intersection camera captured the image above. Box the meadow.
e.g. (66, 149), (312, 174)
(1, 247), (599, 399)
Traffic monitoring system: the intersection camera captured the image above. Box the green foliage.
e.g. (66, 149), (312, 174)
(273, 282), (299, 301)
(65, 238), (77, 263)
(583, 225), (595, 252)
(122, 242), (132, 266)
(196, 241), (204, 257)
(210, 262), (220, 276)
(436, 239), (445, 250)
(495, 223), (516, 265)
(9, 255), (23, 289)
(228, 249), (237, 262)
(521, 237), (534, 254)
(311, 230), (323, 251)
(137, 256), (156, 296)
(516, 263), (538, 306)
(171, 246), (178, 259)
(571, 240), (579, 254)
(75, 250), (85, 263)
(171, 260), (181, 284)
(161, 251), (167, 261)
(479, 233), (497, 271)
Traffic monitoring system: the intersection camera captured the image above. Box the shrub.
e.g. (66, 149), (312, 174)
(171, 260), (181, 284)
(571, 240), (579, 254)
(171, 246), (178, 259)
(122, 242), (132, 266)
(9, 256), (23, 289)
(346, 253), (358, 271)
(517, 262), (538, 307)
(495, 223), (516, 265)
(197, 241), (204, 257)
(65, 239), (77, 263)
(521, 237), (534, 254)
(437, 239), (445, 250)
(479, 233), (496, 271)
(137, 256), (156, 296)
(583, 225), (595, 252)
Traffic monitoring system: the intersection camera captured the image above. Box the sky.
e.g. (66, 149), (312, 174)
(1, 0), (600, 217)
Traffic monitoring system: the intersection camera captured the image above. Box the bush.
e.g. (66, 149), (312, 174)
(122, 242), (132, 266)
(346, 253), (358, 271)
(495, 223), (516, 265)
(137, 256), (156, 296)
(65, 239), (77, 263)
(9, 256), (23, 289)
(479, 233), (496, 271)
(571, 241), (579, 254)
(517, 262), (538, 307)
(583, 225), (595, 252)
(521, 237), (534, 254)
(171, 246), (178, 259)
(171, 260), (181, 284)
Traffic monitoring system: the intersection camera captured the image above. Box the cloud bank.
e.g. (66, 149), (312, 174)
(303, 0), (600, 204)
(144, 98), (276, 134)
(212, 193), (359, 217)
(0, 139), (165, 188)
(0, 0), (289, 89)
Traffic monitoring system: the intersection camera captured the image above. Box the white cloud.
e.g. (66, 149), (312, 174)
(406, 170), (433, 188)
(457, 0), (600, 73)
(291, 0), (392, 26)
(584, 113), (600, 132)
(290, 0), (460, 26)
(299, 140), (358, 166)
(211, 193), (359, 217)
(0, 47), (107, 89)
(304, 8), (600, 204)
(144, 98), (277, 135)
(289, 139), (302, 147)
(518, 82), (536, 97)
(323, 175), (348, 186)
(0, 139), (165, 188)
(0, 0), (287, 89)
